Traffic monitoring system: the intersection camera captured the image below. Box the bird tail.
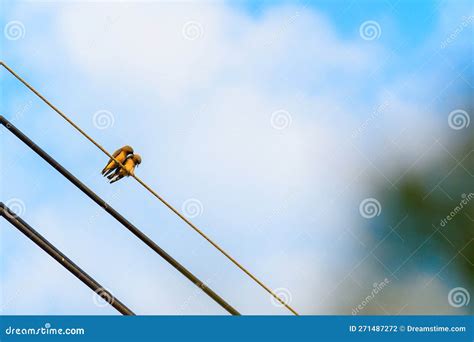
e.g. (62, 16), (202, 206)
(109, 175), (123, 184)
(102, 168), (114, 177)
(107, 167), (123, 182)
(102, 160), (117, 175)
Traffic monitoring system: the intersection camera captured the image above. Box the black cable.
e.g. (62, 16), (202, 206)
(0, 115), (240, 315)
(0, 203), (135, 315)
(0, 61), (298, 315)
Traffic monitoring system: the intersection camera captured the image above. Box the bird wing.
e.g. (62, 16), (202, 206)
(111, 147), (125, 159)
(102, 148), (125, 175)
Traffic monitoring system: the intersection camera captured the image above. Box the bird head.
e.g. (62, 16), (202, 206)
(123, 145), (134, 154)
(133, 154), (142, 166)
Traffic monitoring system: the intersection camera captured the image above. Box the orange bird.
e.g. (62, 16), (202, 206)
(101, 145), (134, 177)
(108, 154), (142, 184)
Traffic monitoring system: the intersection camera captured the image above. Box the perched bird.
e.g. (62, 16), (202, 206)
(108, 154), (142, 184)
(101, 145), (134, 177)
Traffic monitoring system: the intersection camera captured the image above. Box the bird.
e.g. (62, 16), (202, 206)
(101, 145), (134, 178)
(108, 154), (142, 184)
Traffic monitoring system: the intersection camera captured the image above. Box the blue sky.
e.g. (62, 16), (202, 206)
(237, 0), (438, 45)
(0, 0), (472, 315)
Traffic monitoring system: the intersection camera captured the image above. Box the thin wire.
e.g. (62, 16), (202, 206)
(0, 61), (299, 315)
(0, 115), (239, 315)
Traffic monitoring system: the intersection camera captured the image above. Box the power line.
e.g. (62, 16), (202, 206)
(0, 115), (240, 316)
(0, 61), (298, 315)
(0, 202), (135, 315)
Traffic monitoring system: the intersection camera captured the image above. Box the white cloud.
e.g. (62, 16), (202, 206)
(50, 3), (378, 100)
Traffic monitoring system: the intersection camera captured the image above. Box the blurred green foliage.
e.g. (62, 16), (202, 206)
(374, 125), (473, 313)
